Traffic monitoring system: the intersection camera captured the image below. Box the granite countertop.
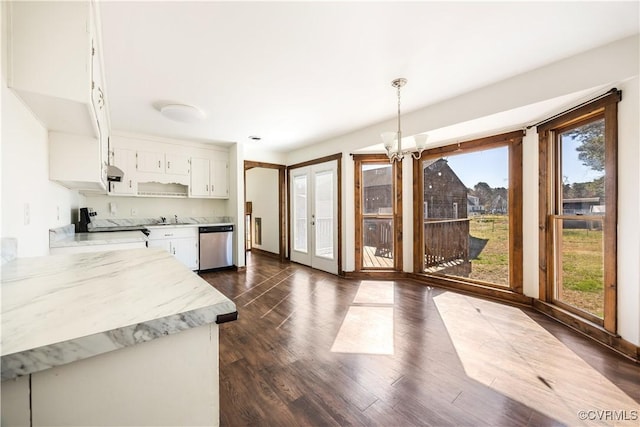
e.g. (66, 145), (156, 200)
(50, 230), (148, 248)
(1, 248), (237, 381)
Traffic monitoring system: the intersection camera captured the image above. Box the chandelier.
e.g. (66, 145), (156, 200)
(381, 78), (428, 162)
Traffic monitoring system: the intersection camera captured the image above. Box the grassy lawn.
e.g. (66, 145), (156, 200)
(559, 227), (604, 317)
(461, 215), (604, 317)
(468, 215), (509, 286)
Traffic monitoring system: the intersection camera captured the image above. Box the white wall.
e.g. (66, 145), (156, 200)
(1, 87), (85, 257)
(283, 36), (640, 346)
(83, 194), (226, 221)
(246, 167), (279, 254)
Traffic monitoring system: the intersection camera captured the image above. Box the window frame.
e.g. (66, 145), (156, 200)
(353, 154), (402, 271)
(412, 131), (524, 292)
(537, 91), (620, 333)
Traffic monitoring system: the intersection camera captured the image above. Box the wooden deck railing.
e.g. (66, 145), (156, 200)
(424, 218), (470, 267)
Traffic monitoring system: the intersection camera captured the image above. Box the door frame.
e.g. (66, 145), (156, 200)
(287, 153), (343, 275)
(244, 161), (287, 263)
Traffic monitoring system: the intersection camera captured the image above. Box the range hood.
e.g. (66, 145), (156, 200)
(107, 164), (124, 182)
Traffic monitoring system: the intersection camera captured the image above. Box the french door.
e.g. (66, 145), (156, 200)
(290, 160), (338, 274)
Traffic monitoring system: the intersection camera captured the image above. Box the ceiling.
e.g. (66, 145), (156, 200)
(98, 1), (639, 153)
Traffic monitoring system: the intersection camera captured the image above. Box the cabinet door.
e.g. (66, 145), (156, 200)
(190, 157), (210, 197)
(165, 153), (190, 176)
(173, 238), (199, 270)
(210, 158), (229, 198)
(109, 148), (137, 195)
(137, 151), (164, 173)
(147, 239), (171, 254)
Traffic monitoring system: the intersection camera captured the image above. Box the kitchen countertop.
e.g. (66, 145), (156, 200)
(49, 230), (148, 248)
(1, 248), (237, 381)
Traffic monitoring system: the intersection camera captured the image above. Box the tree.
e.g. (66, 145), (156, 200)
(565, 119), (605, 172)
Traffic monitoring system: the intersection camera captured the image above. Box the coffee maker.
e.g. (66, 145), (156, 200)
(78, 207), (97, 232)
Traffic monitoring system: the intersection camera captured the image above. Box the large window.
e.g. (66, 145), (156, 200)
(413, 131), (523, 291)
(354, 155), (402, 271)
(538, 91), (620, 331)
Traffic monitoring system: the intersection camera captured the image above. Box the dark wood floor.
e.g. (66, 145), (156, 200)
(201, 253), (640, 427)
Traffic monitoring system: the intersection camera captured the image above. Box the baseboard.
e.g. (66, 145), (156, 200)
(250, 247), (281, 260)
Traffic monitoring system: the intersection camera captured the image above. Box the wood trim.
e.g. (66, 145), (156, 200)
(337, 155), (343, 275)
(354, 157), (363, 271)
(413, 156), (424, 273)
(420, 130), (524, 160)
(538, 130), (550, 302)
(343, 270), (410, 280)
(536, 90), (622, 133)
(352, 154), (402, 272)
(416, 131), (524, 292)
(244, 160), (287, 263)
(509, 137), (524, 293)
(603, 101), (618, 333)
(394, 159), (403, 271)
(537, 94), (620, 335)
(287, 153), (342, 171)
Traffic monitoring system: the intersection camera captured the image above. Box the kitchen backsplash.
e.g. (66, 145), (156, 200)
(90, 216), (234, 228)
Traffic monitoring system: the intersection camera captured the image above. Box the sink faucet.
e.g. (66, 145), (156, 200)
(160, 216), (166, 224)
(174, 214), (178, 224)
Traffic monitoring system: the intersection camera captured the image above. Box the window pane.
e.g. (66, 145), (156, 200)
(554, 118), (606, 318)
(362, 164), (393, 215)
(362, 163), (394, 268)
(315, 170), (334, 259)
(559, 119), (605, 212)
(293, 175), (307, 252)
(555, 218), (604, 317)
(363, 218), (394, 268)
(422, 148), (509, 286)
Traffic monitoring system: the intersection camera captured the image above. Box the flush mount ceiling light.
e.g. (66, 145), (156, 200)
(159, 103), (206, 123)
(381, 78), (428, 162)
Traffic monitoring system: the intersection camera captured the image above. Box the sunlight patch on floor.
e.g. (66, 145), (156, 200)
(331, 281), (394, 355)
(353, 280), (395, 305)
(434, 292), (639, 426)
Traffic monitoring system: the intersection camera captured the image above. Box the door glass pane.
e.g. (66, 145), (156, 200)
(293, 175), (308, 253)
(555, 118), (606, 318)
(314, 170), (334, 259)
(362, 164), (394, 268)
(422, 148), (509, 286)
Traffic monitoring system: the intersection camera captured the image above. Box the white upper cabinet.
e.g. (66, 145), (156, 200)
(190, 155), (229, 199)
(9, 0), (110, 192)
(8, 0), (106, 138)
(165, 153), (190, 176)
(49, 132), (107, 192)
(109, 148), (137, 195)
(137, 151), (165, 173)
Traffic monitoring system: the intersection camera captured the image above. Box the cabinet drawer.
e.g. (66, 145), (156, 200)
(146, 226), (198, 240)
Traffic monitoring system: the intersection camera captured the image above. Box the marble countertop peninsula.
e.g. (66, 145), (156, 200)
(1, 248), (237, 381)
(50, 230), (148, 248)
(88, 216), (234, 232)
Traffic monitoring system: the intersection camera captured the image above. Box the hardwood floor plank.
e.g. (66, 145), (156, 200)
(205, 252), (640, 427)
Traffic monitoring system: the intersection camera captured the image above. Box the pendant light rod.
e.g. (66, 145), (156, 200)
(382, 78), (427, 163)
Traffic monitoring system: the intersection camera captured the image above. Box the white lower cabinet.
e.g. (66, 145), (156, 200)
(147, 227), (199, 270)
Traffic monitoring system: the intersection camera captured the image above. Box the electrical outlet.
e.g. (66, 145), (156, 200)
(56, 205), (60, 221)
(24, 203), (30, 225)
(131, 208), (137, 216)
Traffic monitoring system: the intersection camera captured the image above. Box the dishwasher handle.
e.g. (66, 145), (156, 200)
(199, 225), (233, 233)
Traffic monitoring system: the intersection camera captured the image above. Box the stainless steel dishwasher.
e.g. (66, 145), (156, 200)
(199, 225), (234, 271)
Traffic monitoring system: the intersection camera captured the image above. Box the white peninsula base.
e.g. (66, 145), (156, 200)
(2, 323), (220, 426)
